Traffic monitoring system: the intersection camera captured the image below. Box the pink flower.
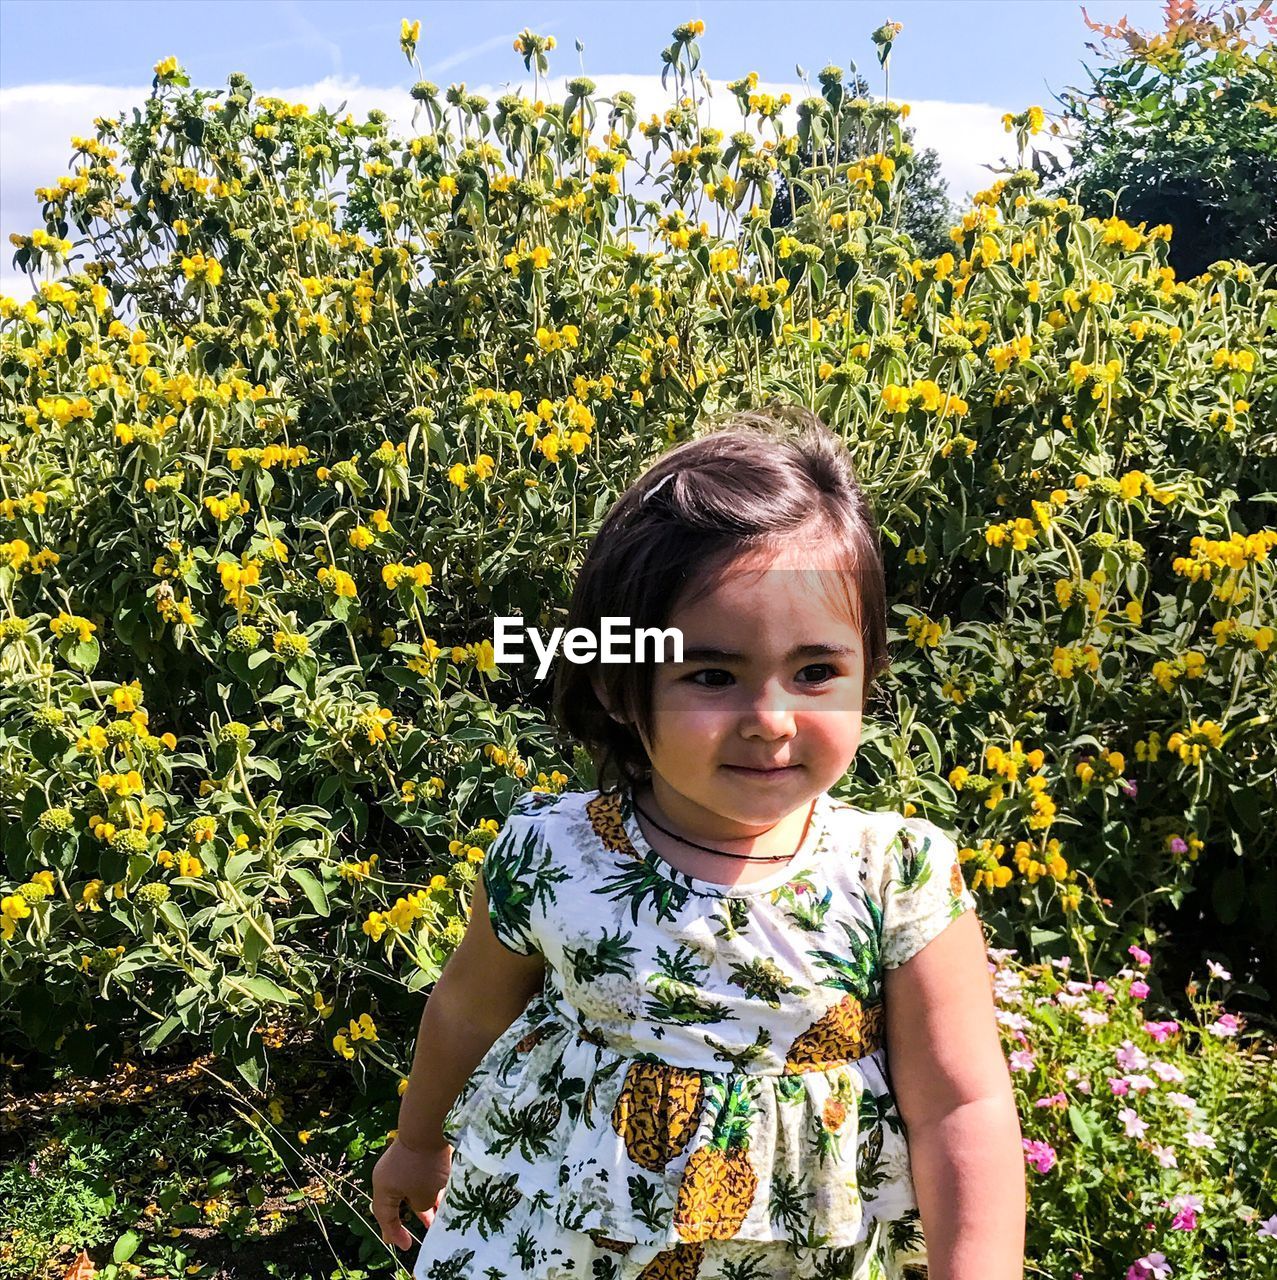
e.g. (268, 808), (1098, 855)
(1109, 1076), (1131, 1096)
(1121, 780), (1138, 798)
(1185, 1129), (1216, 1149)
(1207, 1013), (1240, 1038)
(1169, 836), (1188, 854)
(1033, 1091), (1067, 1110)
(1166, 1091), (1196, 1112)
(1009, 1048), (1037, 1073)
(1206, 959), (1230, 981)
(1168, 1194), (1201, 1230)
(1150, 1142), (1178, 1169)
(1143, 1019), (1180, 1042)
(1128, 944), (1152, 966)
(1150, 1061), (1185, 1084)
(1094, 979), (1113, 995)
(1126, 1251), (1172, 1280)
(1124, 1073), (1157, 1094)
(1022, 1138), (1056, 1173)
(1116, 1040), (1149, 1071)
(1130, 979), (1150, 1000)
(1119, 1106), (1148, 1138)
(1258, 1214), (1277, 1239)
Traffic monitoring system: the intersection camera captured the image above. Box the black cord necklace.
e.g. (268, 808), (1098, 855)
(632, 795), (813, 862)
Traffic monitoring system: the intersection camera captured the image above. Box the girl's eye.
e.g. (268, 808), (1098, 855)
(687, 669), (733, 688)
(798, 663), (837, 685)
(686, 665), (839, 688)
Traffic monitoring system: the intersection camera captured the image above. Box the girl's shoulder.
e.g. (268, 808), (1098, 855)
(817, 796), (965, 885)
(508, 787), (598, 822)
(820, 793), (915, 851)
(504, 787), (606, 849)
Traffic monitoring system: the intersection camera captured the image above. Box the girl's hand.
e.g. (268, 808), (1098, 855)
(370, 1138), (453, 1250)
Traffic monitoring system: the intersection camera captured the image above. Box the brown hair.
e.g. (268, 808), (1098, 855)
(551, 403), (889, 794)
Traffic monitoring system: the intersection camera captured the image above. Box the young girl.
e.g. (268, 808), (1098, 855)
(372, 406), (1025, 1280)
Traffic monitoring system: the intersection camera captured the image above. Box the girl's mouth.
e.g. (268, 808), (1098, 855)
(723, 764), (799, 777)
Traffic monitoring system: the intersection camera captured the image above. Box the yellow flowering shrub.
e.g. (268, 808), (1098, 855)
(0, 22), (1274, 1092)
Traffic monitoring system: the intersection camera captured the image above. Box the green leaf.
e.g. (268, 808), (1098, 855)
(225, 850), (257, 882)
(242, 919), (267, 968)
(65, 637), (100, 672)
(238, 976), (299, 1005)
(235, 1050), (264, 1090)
(113, 1230), (141, 1263)
(286, 867), (331, 917)
(1068, 1104), (1096, 1150)
(140, 1014), (182, 1050)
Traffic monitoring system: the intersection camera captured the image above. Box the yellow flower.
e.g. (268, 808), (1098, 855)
(180, 252), (223, 287)
(317, 566), (357, 598)
(2, 894), (31, 940)
(905, 615), (942, 648)
(881, 384), (912, 414)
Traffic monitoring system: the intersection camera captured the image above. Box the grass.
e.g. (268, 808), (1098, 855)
(1, 1041), (411, 1280)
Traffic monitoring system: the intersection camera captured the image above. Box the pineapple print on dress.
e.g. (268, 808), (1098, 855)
(785, 915), (885, 1070)
(513, 1023), (557, 1055)
(589, 789), (695, 926)
(637, 1242), (706, 1279)
(585, 790), (641, 857)
(814, 1072), (860, 1165)
(611, 1060), (706, 1171)
(673, 1077), (760, 1242)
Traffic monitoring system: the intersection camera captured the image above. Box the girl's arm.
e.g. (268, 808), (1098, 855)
(394, 873), (546, 1153)
(883, 909), (1026, 1280)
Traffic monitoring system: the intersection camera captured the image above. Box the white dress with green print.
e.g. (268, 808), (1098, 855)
(412, 783), (979, 1280)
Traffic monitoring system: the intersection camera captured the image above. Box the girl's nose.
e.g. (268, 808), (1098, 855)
(739, 682), (797, 738)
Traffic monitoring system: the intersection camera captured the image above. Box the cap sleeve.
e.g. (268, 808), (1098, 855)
(480, 803), (548, 957)
(878, 815), (978, 970)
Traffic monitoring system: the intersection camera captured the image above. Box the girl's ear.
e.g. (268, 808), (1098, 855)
(591, 671), (629, 725)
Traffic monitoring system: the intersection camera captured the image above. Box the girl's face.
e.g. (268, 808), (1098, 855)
(632, 543), (866, 834)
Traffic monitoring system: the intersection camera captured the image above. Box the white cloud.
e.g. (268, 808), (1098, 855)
(1, 72), (1061, 300)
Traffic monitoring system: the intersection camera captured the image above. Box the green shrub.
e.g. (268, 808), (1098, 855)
(1, 21), (1274, 1099)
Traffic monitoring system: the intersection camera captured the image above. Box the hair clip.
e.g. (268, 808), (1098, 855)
(642, 473), (675, 505)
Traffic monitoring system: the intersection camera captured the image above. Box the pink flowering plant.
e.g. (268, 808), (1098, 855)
(998, 942), (1276, 1277)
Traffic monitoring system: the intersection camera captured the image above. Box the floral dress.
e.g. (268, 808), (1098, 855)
(412, 784), (979, 1280)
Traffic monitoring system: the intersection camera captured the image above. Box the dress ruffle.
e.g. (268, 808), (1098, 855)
(442, 996), (916, 1249)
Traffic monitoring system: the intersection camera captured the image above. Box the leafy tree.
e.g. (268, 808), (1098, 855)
(1049, 0), (1277, 277)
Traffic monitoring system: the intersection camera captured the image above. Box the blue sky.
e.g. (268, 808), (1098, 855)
(2, 0), (1168, 100)
(1, 0), (1171, 297)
